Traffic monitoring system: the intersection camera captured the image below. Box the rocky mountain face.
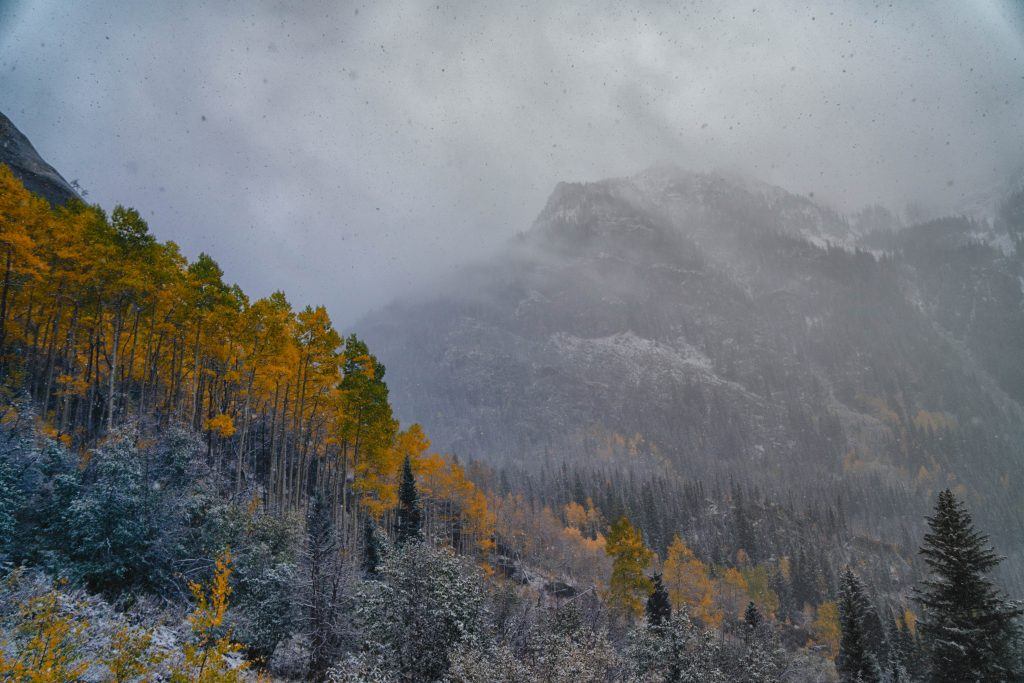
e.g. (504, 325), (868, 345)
(361, 165), (1024, 587)
(0, 111), (79, 205)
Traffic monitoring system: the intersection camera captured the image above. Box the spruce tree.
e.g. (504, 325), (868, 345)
(305, 493), (341, 680)
(914, 489), (1022, 682)
(362, 514), (382, 576)
(884, 615), (909, 682)
(837, 566), (882, 683)
(646, 572), (672, 626)
(395, 455), (422, 544)
(744, 601), (763, 632)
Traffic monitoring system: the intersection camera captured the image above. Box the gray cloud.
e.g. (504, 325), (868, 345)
(1, 0), (1022, 321)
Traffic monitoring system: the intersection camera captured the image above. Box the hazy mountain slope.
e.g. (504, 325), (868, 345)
(0, 111), (79, 205)
(361, 165), (1024, 585)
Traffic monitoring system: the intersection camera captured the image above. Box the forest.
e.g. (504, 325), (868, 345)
(0, 162), (1021, 681)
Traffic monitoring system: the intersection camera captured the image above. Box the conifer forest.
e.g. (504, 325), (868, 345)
(0, 1), (1022, 680)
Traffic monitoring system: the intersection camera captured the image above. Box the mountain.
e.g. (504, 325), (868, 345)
(0, 111), (79, 205)
(361, 165), (1024, 588)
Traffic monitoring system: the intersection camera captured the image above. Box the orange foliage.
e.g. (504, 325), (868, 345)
(662, 535), (722, 628)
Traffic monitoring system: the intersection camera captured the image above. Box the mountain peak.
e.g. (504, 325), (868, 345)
(530, 165), (851, 255)
(0, 111), (79, 205)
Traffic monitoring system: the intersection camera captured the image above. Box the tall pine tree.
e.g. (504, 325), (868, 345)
(362, 514), (382, 575)
(305, 493), (342, 681)
(395, 455), (422, 544)
(744, 601), (763, 632)
(914, 489), (1022, 682)
(646, 573), (672, 626)
(837, 566), (882, 683)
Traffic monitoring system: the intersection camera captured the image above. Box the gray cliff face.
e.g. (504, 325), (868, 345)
(0, 111), (79, 205)
(361, 165), (1024, 584)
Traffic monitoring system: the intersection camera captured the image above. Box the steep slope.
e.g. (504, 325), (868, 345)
(0, 111), (79, 205)
(361, 165), (1024, 586)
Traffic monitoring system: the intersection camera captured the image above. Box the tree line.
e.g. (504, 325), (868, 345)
(0, 164), (494, 554)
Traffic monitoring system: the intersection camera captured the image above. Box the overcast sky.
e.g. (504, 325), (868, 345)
(1, 0), (1023, 322)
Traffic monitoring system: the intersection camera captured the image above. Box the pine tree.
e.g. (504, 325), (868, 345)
(646, 573), (672, 626)
(0, 456), (21, 557)
(354, 542), (485, 681)
(395, 455), (422, 544)
(914, 489), (1022, 682)
(898, 616), (925, 679)
(884, 615), (909, 682)
(744, 601), (763, 632)
(305, 493), (342, 681)
(362, 514), (381, 576)
(836, 566), (882, 683)
(627, 609), (724, 682)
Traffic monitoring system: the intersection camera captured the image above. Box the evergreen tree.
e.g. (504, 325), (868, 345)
(914, 489), (1022, 682)
(646, 572), (672, 626)
(836, 566), (882, 683)
(744, 601), (763, 632)
(0, 456), (21, 558)
(883, 615), (909, 682)
(304, 493), (342, 681)
(395, 455), (422, 544)
(362, 514), (381, 576)
(627, 608), (724, 682)
(354, 542), (485, 681)
(897, 616), (925, 679)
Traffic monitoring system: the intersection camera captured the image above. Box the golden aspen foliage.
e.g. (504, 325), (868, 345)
(811, 600), (841, 657)
(564, 501), (588, 530)
(716, 566), (750, 620)
(207, 413), (237, 438)
(0, 586), (89, 682)
(0, 167), (497, 555)
(490, 493), (608, 588)
(902, 607), (917, 637)
(739, 564), (780, 620)
(661, 534), (721, 628)
(604, 516), (653, 619)
(778, 555), (792, 582)
(170, 549), (247, 683)
(103, 626), (166, 682)
(358, 424), (429, 518)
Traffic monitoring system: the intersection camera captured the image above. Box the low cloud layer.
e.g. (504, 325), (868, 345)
(2, 0), (1022, 321)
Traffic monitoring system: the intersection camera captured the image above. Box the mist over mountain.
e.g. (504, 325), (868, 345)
(361, 164), (1024, 589)
(3, 0), (1024, 670)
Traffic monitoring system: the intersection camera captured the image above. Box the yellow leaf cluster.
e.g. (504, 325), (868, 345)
(811, 600), (841, 657)
(605, 516), (653, 619)
(171, 549), (247, 682)
(0, 589), (89, 682)
(206, 413), (236, 438)
(662, 535), (721, 628)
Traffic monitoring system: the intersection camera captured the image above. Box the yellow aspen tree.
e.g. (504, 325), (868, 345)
(812, 600), (841, 657)
(605, 516), (653, 619)
(0, 587), (90, 682)
(170, 550), (248, 683)
(716, 566), (750, 620)
(662, 534), (722, 628)
(0, 165), (47, 351)
(103, 626), (166, 682)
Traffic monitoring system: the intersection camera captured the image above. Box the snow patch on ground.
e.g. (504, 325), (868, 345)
(549, 331), (712, 377)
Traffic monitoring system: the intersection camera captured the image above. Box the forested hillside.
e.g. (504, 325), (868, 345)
(0, 130), (1020, 681)
(362, 166), (1024, 595)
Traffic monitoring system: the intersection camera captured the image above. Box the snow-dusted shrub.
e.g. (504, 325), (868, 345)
(625, 608), (724, 682)
(353, 540), (486, 681)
